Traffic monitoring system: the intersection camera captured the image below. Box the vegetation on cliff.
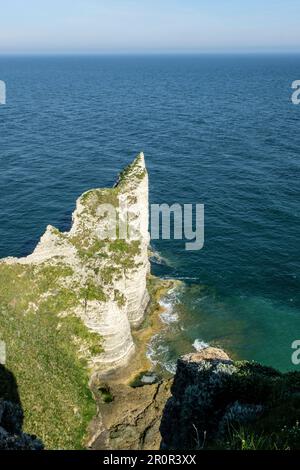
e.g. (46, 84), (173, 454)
(160, 348), (300, 450)
(0, 153), (150, 449)
(0, 262), (97, 449)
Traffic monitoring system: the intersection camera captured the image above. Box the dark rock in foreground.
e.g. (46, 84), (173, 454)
(0, 364), (43, 450)
(160, 347), (300, 450)
(0, 400), (44, 450)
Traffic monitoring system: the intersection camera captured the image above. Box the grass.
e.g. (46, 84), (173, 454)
(80, 188), (119, 217)
(0, 262), (102, 449)
(117, 153), (146, 187)
(108, 239), (141, 269)
(79, 281), (107, 302)
(98, 386), (113, 404)
(227, 426), (272, 450)
(0, 154), (148, 449)
(114, 290), (126, 307)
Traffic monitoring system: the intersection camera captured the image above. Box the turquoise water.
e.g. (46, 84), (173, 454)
(0, 55), (299, 371)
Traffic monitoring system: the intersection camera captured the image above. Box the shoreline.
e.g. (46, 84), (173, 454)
(86, 274), (179, 449)
(91, 274), (180, 386)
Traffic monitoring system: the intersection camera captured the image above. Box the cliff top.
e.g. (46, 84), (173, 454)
(0, 153), (150, 449)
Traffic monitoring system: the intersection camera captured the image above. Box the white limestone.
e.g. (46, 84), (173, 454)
(1, 153), (151, 374)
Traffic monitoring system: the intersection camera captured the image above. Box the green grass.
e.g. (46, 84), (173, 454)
(98, 386), (113, 404)
(0, 262), (101, 449)
(226, 426), (273, 450)
(117, 153), (146, 187)
(79, 281), (107, 302)
(108, 239), (141, 269)
(80, 188), (119, 217)
(0, 154), (147, 449)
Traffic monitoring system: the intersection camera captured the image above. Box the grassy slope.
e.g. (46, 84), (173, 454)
(0, 263), (98, 449)
(0, 155), (147, 448)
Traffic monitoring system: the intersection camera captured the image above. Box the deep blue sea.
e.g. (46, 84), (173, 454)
(0, 55), (299, 371)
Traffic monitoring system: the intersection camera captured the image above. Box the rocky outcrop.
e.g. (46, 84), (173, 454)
(89, 379), (172, 450)
(1, 153), (151, 375)
(160, 347), (300, 450)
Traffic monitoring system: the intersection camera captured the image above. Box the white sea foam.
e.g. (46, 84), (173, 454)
(193, 339), (209, 351)
(146, 334), (159, 365)
(146, 335), (178, 374)
(164, 361), (177, 375)
(159, 299), (179, 324)
(146, 256), (183, 374)
(159, 287), (180, 324)
(150, 249), (168, 265)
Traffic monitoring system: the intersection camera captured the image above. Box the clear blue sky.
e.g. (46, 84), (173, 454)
(1, 0), (300, 54)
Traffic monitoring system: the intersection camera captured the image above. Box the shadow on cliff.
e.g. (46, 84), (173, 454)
(0, 363), (23, 439)
(0, 364), (44, 450)
(0, 364), (22, 406)
(160, 349), (300, 450)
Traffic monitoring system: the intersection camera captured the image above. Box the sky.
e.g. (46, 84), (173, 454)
(0, 0), (300, 54)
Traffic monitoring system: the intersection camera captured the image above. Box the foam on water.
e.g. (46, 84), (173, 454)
(159, 287), (181, 324)
(160, 300), (179, 324)
(164, 361), (177, 375)
(150, 249), (168, 266)
(193, 339), (209, 352)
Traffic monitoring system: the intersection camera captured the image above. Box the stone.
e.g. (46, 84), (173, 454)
(182, 347), (232, 363)
(1, 153), (151, 376)
(89, 379), (172, 450)
(160, 348), (300, 450)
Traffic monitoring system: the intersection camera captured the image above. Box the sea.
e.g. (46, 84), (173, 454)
(0, 54), (299, 372)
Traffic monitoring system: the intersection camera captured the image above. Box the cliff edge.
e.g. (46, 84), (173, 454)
(2, 152), (150, 374)
(0, 153), (152, 448)
(160, 347), (300, 450)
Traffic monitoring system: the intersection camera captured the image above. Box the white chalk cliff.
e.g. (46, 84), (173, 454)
(3, 153), (151, 374)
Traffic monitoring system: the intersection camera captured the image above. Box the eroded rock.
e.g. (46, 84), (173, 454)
(89, 380), (172, 450)
(160, 347), (300, 450)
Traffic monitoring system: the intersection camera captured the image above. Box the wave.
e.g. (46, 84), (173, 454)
(146, 334), (169, 363)
(149, 249), (169, 266)
(160, 299), (179, 324)
(159, 286), (181, 324)
(164, 361), (177, 375)
(193, 339), (209, 351)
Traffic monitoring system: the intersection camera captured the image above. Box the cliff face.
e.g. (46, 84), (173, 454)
(89, 378), (172, 451)
(160, 347), (300, 450)
(2, 153), (150, 374)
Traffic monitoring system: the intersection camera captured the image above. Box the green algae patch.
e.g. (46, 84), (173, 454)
(0, 262), (101, 449)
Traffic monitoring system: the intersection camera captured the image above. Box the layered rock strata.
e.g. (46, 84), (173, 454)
(2, 153), (150, 374)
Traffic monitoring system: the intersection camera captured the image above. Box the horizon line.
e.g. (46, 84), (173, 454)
(0, 50), (300, 58)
